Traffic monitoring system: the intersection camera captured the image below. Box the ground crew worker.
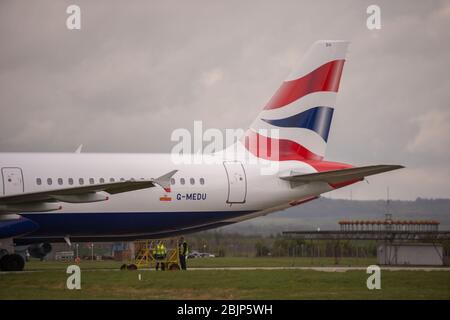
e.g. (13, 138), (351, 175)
(178, 236), (189, 270)
(155, 240), (167, 271)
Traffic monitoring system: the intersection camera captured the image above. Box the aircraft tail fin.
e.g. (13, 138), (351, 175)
(241, 40), (350, 161)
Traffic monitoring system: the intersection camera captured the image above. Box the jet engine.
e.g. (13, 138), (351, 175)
(28, 243), (52, 260)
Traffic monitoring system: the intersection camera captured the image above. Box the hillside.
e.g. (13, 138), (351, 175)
(216, 198), (450, 235)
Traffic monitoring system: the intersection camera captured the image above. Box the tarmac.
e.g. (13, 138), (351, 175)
(189, 266), (450, 272)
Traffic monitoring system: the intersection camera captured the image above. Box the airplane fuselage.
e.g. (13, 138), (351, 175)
(0, 152), (335, 244)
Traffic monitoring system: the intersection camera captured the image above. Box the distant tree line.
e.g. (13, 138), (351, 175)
(185, 232), (380, 258)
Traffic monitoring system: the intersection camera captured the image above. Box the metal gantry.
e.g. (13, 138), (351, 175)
(282, 230), (450, 241)
(338, 219), (440, 233)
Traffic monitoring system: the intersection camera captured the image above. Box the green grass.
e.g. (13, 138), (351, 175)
(0, 258), (448, 299)
(1, 268), (449, 299)
(187, 257), (377, 268)
(23, 257), (377, 271)
(24, 260), (123, 271)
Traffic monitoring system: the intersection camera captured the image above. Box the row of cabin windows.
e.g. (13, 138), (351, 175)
(36, 177), (206, 186)
(171, 177), (205, 185)
(36, 177), (127, 186)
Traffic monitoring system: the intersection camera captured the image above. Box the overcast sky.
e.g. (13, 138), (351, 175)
(0, 0), (449, 200)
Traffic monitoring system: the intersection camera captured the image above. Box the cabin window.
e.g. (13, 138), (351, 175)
(180, 178), (185, 185)
(120, 178), (125, 181)
(190, 178), (195, 185)
(99, 178), (105, 184)
(89, 178), (95, 185)
(58, 178), (63, 185)
(68, 178), (74, 185)
(200, 178), (205, 185)
(170, 178), (175, 185)
(36, 178), (42, 185)
(110, 178), (115, 183)
(79, 178), (84, 185)
(47, 178), (52, 185)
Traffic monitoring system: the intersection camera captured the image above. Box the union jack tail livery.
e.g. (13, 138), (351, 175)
(242, 40), (349, 162)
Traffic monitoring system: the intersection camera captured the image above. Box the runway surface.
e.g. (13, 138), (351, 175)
(189, 266), (450, 272)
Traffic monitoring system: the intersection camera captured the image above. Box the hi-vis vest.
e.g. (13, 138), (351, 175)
(179, 241), (189, 256)
(156, 244), (166, 255)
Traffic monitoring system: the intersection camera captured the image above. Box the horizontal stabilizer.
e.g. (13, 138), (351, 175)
(280, 165), (404, 185)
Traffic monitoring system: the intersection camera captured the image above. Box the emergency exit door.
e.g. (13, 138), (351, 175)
(2, 167), (24, 195)
(223, 161), (247, 204)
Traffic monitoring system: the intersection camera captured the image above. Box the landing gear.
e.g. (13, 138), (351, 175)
(0, 253), (25, 271)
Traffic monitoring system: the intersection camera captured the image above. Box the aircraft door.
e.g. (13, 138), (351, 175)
(223, 161), (247, 204)
(2, 167), (24, 195)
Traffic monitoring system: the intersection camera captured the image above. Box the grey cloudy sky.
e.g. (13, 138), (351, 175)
(0, 0), (449, 200)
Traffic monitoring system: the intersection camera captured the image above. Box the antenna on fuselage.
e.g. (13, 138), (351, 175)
(75, 144), (83, 153)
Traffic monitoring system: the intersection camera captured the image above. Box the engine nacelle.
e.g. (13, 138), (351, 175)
(28, 243), (52, 259)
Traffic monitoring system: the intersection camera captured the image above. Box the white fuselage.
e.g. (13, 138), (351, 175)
(0, 151), (332, 242)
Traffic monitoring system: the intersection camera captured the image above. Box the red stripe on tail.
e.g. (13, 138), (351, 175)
(242, 130), (323, 161)
(264, 60), (345, 110)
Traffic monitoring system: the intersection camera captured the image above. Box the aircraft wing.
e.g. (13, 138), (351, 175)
(0, 170), (177, 213)
(280, 165), (404, 186)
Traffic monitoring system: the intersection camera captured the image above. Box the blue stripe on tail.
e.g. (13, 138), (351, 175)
(262, 106), (334, 142)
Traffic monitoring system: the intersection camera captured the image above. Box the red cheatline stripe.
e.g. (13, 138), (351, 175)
(329, 179), (361, 189)
(302, 160), (353, 172)
(242, 130), (323, 161)
(264, 60), (345, 110)
(302, 160), (358, 189)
